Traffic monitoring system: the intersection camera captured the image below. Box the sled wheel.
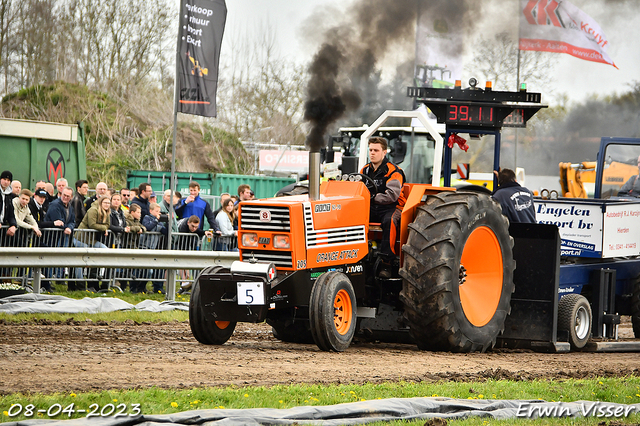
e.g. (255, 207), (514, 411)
(269, 318), (315, 344)
(189, 266), (236, 345)
(400, 191), (515, 352)
(631, 275), (640, 338)
(309, 271), (357, 352)
(558, 294), (592, 350)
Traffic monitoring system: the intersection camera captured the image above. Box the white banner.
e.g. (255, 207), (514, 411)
(519, 0), (617, 68)
(535, 200), (603, 258)
(259, 150), (308, 173)
(602, 203), (640, 258)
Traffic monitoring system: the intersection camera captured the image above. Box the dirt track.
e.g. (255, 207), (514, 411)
(1, 319), (640, 395)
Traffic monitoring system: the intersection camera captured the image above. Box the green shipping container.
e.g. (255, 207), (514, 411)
(211, 174), (296, 199)
(0, 118), (87, 189)
(127, 171), (216, 197)
(126, 171), (295, 200)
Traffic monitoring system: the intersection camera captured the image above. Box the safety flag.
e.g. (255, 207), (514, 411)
(519, 0), (617, 69)
(176, 0), (227, 117)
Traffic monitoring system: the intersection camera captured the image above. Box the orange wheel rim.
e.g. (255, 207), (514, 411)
(215, 321), (231, 329)
(333, 289), (352, 335)
(459, 226), (503, 327)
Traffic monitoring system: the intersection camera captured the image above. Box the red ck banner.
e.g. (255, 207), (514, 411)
(519, 0), (617, 68)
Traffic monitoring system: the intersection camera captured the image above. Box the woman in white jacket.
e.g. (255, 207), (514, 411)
(215, 198), (236, 236)
(215, 198), (236, 251)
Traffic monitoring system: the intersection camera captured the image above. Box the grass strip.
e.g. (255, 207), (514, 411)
(1, 378), (640, 424)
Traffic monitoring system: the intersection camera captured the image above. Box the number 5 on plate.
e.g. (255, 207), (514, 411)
(237, 282), (265, 305)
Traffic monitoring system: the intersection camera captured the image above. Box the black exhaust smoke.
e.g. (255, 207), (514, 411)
(302, 0), (417, 198)
(304, 43), (360, 153)
(303, 0), (422, 154)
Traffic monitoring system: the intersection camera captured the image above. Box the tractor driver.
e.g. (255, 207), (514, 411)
(360, 136), (405, 263)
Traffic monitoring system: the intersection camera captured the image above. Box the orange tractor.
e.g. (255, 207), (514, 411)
(189, 81), (545, 352)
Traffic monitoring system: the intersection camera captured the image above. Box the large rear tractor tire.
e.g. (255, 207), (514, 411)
(189, 266), (237, 345)
(558, 294), (592, 350)
(309, 271), (357, 352)
(631, 275), (640, 338)
(399, 191), (515, 352)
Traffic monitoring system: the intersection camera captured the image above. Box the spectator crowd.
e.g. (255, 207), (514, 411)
(0, 170), (254, 293)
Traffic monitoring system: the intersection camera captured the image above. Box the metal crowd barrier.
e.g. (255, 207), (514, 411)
(0, 225), (239, 297)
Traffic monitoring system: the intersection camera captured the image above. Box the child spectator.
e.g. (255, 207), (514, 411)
(124, 203), (146, 293)
(125, 203), (145, 237)
(109, 193), (130, 248)
(141, 202), (167, 294)
(141, 202), (167, 238)
(110, 192), (130, 291)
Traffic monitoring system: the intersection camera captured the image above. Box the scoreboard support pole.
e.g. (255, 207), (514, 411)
(443, 128), (501, 188)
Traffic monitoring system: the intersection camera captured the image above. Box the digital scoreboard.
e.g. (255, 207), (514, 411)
(407, 83), (544, 130)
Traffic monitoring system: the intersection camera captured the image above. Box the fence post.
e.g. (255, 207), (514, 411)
(33, 267), (42, 294)
(166, 269), (177, 302)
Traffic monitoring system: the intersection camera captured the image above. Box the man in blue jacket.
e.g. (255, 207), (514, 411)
(175, 181), (221, 233)
(492, 168), (536, 224)
(44, 187), (81, 289)
(44, 187), (76, 240)
(130, 182), (152, 220)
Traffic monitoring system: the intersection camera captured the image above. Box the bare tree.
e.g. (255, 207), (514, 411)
(217, 24), (307, 148)
(466, 32), (556, 92)
(0, 0), (18, 94)
(0, 0), (173, 98)
(16, 0), (57, 87)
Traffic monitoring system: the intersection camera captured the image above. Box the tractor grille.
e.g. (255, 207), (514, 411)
(240, 205), (293, 269)
(303, 202), (366, 248)
(240, 205), (290, 231)
(241, 249), (293, 269)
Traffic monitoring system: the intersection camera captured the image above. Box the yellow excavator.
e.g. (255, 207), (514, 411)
(559, 160), (638, 198)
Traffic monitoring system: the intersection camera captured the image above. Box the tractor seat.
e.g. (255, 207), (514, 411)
(368, 222), (383, 241)
(368, 222), (382, 232)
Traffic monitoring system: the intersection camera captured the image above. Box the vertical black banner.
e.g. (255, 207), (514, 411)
(177, 0), (226, 117)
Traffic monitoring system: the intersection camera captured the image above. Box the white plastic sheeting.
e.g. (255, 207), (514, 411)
(3, 398), (640, 425)
(0, 294), (188, 314)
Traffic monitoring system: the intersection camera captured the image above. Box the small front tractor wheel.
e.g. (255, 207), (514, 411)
(400, 191), (515, 352)
(309, 271), (357, 352)
(631, 274), (640, 338)
(189, 266), (236, 345)
(558, 294), (592, 350)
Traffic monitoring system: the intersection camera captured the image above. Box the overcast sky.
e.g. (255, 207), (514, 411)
(222, 0), (639, 107)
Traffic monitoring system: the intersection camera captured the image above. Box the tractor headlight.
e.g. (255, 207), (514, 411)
(242, 233), (259, 247)
(273, 234), (290, 249)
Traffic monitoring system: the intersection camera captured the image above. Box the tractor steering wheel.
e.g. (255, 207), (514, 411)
(345, 173), (378, 200)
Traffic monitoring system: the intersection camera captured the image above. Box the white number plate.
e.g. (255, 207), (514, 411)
(237, 282), (265, 305)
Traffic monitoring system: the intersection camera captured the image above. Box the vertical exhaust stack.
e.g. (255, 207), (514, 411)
(309, 151), (321, 201)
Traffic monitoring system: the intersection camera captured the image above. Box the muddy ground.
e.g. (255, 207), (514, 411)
(1, 318), (639, 395)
